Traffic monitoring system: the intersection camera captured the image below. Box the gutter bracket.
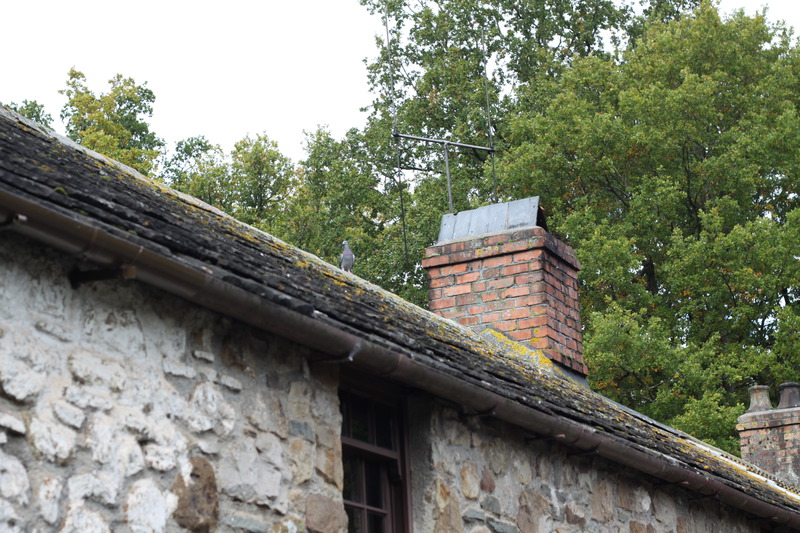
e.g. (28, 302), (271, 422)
(0, 213), (27, 230)
(313, 340), (363, 365)
(526, 433), (566, 443)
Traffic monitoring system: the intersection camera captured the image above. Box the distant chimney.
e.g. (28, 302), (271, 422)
(421, 197), (588, 378)
(737, 383), (800, 486)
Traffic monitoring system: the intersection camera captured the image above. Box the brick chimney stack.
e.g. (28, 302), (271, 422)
(737, 382), (800, 486)
(421, 197), (588, 378)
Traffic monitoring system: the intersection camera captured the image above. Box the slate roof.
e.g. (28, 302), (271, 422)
(2, 107), (800, 528)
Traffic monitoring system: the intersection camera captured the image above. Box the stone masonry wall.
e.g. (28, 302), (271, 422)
(409, 395), (770, 533)
(0, 232), (345, 533)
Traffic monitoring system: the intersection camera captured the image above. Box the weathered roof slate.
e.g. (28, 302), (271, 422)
(2, 107), (800, 526)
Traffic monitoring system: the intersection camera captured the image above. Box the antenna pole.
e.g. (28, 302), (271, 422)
(481, 26), (498, 201)
(393, 131), (492, 215)
(394, 136), (410, 265)
(443, 142), (453, 213)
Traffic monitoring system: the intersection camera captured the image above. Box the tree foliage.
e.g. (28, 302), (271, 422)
(345, 0), (699, 306)
(3, 99), (54, 128)
(160, 136), (236, 212)
(498, 2), (800, 451)
(60, 69), (164, 175)
(230, 134), (296, 233)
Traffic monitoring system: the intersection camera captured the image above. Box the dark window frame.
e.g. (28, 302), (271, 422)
(340, 372), (411, 533)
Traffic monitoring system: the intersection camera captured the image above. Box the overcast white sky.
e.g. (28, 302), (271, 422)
(1, 1), (798, 163)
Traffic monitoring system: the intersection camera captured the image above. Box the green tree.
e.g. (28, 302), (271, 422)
(159, 136), (214, 188)
(344, 0), (697, 307)
(3, 99), (54, 128)
(498, 2), (800, 451)
(158, 133), (299, 236)
(161, 138), (236, 213)
(230, 134), (296, 233)
(291, 128), (376, 256)
(60, 69), (164, 175)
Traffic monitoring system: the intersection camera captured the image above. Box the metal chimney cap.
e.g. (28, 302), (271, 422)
(436, 196), (547, 244)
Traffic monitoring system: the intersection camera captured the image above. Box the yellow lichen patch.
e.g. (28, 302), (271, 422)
(690, 437), (800, 502)
(482, 329), (555, 372)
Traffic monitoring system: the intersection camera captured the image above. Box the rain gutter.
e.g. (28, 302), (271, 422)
(1, 187), (799, 530)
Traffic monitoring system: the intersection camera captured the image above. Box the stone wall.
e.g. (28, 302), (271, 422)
(409, 396), (769, 533)
(0, 233), (345, 532)
(0, 230), (782, 533)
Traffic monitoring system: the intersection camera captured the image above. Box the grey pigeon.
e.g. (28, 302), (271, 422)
(340, 241), (355, 272)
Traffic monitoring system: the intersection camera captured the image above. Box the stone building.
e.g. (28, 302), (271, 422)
(2, 105), (800, 532)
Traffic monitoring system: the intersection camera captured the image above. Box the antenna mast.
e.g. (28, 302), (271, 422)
(482, 27), (498, 202)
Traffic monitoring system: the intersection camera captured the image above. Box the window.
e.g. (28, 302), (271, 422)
(340, 385), (409, 533)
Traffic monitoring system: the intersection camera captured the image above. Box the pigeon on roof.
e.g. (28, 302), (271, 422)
(340, 241), (355, 272)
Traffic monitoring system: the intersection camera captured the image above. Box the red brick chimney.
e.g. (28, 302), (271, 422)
(421, 197), (588, 378)
(737, 382), (800, 486)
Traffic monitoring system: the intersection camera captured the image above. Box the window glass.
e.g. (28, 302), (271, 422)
(343, 454), (362, 503)
(340, 385), (406, 532)
(350, 398), (371, 443)
(374, 404), (394, 449)
(367, 512), (385, 533)
(364, 460), (384, 509)
(346, 507), (362, 533)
